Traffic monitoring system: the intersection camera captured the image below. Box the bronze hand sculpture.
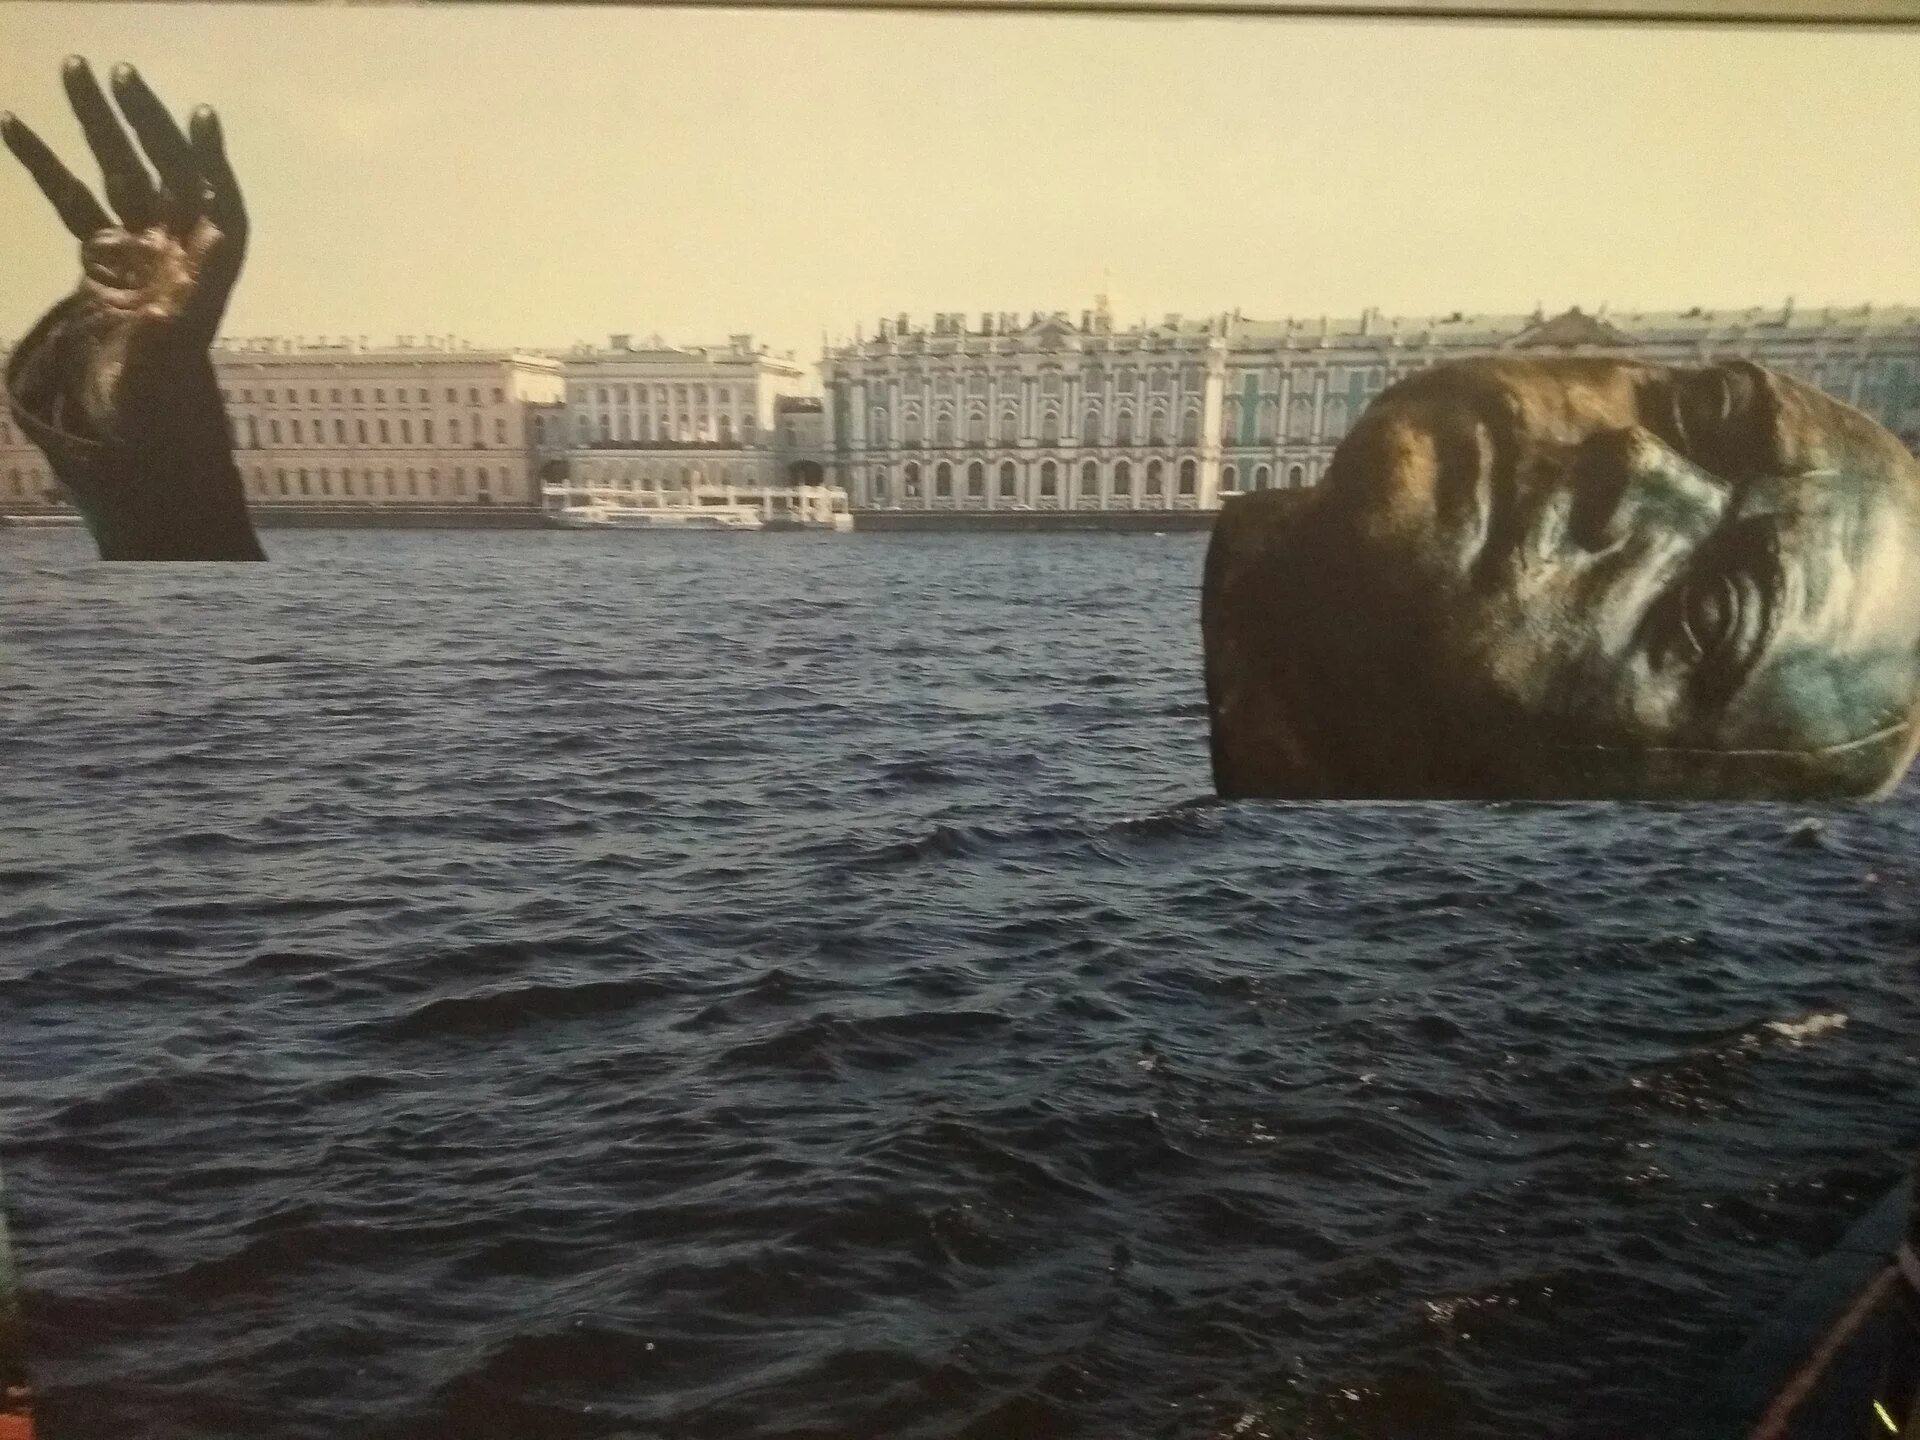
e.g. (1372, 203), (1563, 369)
(4, 57), (262, 560)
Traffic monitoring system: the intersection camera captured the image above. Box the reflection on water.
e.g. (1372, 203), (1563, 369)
(1, 528), (1917, 1440)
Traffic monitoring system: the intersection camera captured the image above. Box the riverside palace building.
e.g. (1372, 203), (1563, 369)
(821, 298), (1920, 514)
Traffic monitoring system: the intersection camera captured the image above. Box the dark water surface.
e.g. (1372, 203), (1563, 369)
(2, 528), (1917, 1440)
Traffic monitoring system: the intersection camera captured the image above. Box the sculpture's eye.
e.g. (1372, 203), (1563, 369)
(1656, 516), (1779, 701)
(1678, 572), (1742, 664)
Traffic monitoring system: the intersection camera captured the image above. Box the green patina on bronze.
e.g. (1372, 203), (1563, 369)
(1204, 356), (1920, 800)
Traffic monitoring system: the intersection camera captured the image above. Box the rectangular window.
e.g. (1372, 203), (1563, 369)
(400, 419), (412, 443)
(418, 388), (428, 403)
(379, 419), (390, 442)
(446, 388), (457, 403)
(331, 389), (341, 403)
(241, 390), (253, 403)
(495, 418), (507, 443)
(422, 419), (434, 444)
(309, 389), (319, 403)
(492, 388), (503, 404)
(474, 388), (484, 405)
(270, 419), (282, 443)
(265, 388), (276, 403)
(375, 389), (385, 404)
(335, 419), (346, 443)
(357, 419), (368, 443)
(352, 389), (362, 404)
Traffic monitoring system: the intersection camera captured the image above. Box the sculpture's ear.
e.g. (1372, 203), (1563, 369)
(1202, 488), (1327, 797)
(1664, 359), (1786, 480)
(1665, 357), (1915, 481)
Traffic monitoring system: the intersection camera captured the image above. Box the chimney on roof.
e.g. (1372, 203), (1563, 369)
(610, 334), (630, 351)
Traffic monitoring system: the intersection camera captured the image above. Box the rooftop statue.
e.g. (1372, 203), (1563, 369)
(1203, 356), (1920, 800)
(3, 58), (263, 560)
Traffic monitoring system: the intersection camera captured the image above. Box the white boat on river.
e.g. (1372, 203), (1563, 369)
(544, 481), (852, 533)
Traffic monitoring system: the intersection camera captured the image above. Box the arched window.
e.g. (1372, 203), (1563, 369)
(1082, 409), (1101, 445)
(905, 461), (921, 497)
(1178, 459), (1197, 495)
(1040, 460), (1057, 496)
(934, 461), (953, 496)
(967, 461), (985, 497)
(1146, 459), (1164, 495)
(1080, 460), (1099, 496)
(1180, 409), (1200, 444)
(999, 409), (1019, 445)
(1040, 410), (1060, 445)
(718, 415), (733, 444)
(1288, 464), (1306, 488)
(1254, 464), (1271, 490)
(968, 410), (987, 446)
(1287, 397), (1313, 440)
(615, 414), (630, 443)
(871, 409), (889, 446)
(1113, 461), (1131, 496)
(1115, 411), (1134, 446)
(1323, 398), (1350, 440)
(935, 412), (954, 446)
(999, 461), (1017, 498)
(1222, 465), (1237, 492)
(597, 416), (611, 441)
(871, 469), (889, 502)
(1148, 410), (1167, 446)
(903, 410), (922, 446)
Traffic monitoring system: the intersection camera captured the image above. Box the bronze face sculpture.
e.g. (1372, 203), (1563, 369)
(1204, 356), (1920, 800)
(3, 58), (262, 560)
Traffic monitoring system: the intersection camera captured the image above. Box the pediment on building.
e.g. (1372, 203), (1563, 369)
(1506, 307), (1638, 349)
(1022, 313), (1078, 341)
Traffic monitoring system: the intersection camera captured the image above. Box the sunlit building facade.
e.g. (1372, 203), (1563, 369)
(1, 335), (566, 517)
(554, 334), (817, 496)
(825, 301), (1920, 511)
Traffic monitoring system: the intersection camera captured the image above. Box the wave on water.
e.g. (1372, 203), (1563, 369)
(2, 530), (1918, 1440)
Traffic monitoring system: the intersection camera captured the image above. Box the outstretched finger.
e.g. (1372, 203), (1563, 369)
(111, 63), (201, 223)
(188, 106), (244, 237)
(61, 55), (157, 229)
(1, 111), (112, 238)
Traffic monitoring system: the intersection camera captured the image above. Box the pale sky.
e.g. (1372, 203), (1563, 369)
(4, 4), (1918, 365)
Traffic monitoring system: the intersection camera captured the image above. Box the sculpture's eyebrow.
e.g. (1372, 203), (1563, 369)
(1463, 409), (1523, 592)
